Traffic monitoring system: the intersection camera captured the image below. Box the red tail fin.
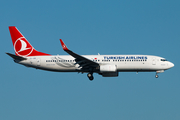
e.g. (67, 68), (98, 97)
(9, 26), (50, 57)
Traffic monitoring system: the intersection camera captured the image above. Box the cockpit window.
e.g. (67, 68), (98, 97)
(161, 59), (167, 61)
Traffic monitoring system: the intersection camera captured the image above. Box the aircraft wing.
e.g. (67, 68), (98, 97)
(60, 39), (99, 69)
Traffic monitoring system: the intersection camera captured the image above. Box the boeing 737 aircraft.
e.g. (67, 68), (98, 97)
(6, 26), (174, 80)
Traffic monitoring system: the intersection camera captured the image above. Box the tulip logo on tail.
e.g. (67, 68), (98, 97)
(14, 37), (33, 56)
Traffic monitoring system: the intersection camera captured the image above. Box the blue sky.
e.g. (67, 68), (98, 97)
(1, 0), (180, 120)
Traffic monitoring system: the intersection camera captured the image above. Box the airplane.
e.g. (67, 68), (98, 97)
(6, 26), (174, 80)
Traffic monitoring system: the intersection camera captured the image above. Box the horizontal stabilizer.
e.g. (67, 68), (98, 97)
(6, 53), (27, 60)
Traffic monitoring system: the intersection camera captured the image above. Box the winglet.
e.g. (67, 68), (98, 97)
(60, 39), (69, 51)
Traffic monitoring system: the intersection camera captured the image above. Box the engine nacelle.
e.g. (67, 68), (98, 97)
(100, 65), (118, 77)
(100, 64), (117, 72)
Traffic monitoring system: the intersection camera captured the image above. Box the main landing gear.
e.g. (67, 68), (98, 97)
(87, 73), (94, 81)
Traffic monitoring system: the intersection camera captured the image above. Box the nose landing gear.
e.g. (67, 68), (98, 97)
(87, 73), (94, 81)
(155, 74), (159, 78)
(155, 71), (159, 78)
(155, 70), (165, 78)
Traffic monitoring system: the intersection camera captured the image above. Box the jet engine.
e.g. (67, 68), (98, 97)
(100, 65), (118, 77)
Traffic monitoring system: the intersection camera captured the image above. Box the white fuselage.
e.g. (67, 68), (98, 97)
(16, 55), (174, 73)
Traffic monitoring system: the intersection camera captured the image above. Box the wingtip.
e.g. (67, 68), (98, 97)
(60, 39), (69, 51)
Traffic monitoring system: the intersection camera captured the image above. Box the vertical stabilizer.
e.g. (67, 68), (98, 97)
(9, 26), (50, 57)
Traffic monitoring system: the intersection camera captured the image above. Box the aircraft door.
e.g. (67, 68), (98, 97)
(37, 59), (41, 66)
(152, 58), (156, 65)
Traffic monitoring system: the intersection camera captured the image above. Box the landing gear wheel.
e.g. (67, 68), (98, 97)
(87, 73), (94, 81)
(155, 74), (159, 78)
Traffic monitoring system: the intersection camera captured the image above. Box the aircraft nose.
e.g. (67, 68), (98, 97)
(168, 62), (174, 68)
